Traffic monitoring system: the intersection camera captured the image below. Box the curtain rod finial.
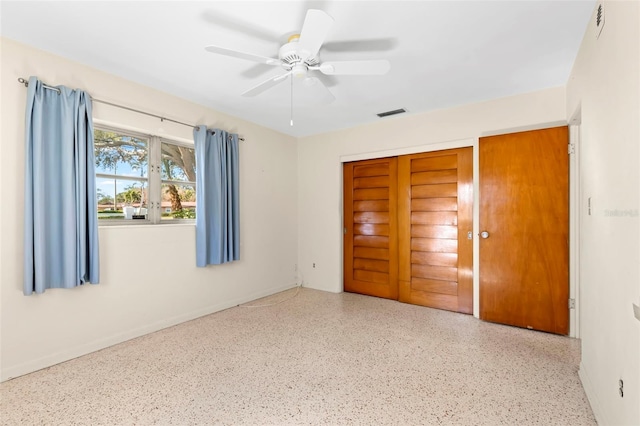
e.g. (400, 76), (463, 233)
(18, 77), (28, 86)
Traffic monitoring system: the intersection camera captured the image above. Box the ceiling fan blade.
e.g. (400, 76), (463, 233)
(205, 45), (281, 66)
(322, 38), (398, 53)
(241, 63), (279, 79)
(318, 60), (391, 75)
(297, 9), (334, 60)
(202, 10), (281, 44)
(303, 76), (335, 103)
(314, 73), (339, 88)
(241, 72), (291, 97)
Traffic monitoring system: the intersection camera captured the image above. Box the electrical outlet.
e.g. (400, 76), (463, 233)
(313, 263), (316, 268)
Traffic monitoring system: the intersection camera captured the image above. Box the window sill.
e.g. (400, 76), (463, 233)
(98, 221), (195, 229)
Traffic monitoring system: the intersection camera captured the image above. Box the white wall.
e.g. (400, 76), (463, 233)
(297, 86), (567, 307)
(4, 7), (637, 423)
(0, 38), (299, 381)
(566, 1), (640, 424)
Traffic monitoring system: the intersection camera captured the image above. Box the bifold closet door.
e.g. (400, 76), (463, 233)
(397, 148), (473, 313)
(479, 126), (569, 334)
(343, 157), (399, 300)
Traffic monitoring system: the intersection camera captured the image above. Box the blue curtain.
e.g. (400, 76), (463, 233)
(193, 126), (240, 266)
(23, 77), (99, 295)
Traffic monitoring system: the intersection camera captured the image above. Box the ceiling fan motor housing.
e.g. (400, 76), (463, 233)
(278, 36), (320, 73)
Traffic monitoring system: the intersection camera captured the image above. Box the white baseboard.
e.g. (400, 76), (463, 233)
(579, 361), (606, 425)
(1, 282), (298, 382)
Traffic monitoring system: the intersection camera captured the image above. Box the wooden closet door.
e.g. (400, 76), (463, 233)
(479, 127), (569, 334)
(398, 148), (473, 313)
(343, 157), (399, 300)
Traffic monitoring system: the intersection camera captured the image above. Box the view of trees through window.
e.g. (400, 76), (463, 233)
(94, 128), (196, 221)
(161, 141), (196, 219)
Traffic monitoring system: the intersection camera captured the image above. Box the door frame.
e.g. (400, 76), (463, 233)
(569, 120), (582, 338)
(339, 125), (580, 338)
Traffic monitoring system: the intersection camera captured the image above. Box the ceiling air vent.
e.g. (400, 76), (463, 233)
(377, 108), (406, 118)
(595, 1), (605, 39)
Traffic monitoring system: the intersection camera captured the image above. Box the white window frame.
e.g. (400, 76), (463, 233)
(156, 137), (197, 223)
(94, 125), (196, 226)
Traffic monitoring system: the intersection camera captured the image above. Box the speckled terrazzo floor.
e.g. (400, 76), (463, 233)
(0, 288), (595, 426)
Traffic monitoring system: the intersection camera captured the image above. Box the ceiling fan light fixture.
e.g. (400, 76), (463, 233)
(292, 63), (308, 78)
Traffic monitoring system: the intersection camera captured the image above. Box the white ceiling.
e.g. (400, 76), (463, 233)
(1, 1), (595, 138)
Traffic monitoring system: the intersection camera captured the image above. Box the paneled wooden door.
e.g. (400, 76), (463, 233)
(397, 148), (474, 313)
(343, 157), (399, 300)
(479, 126), (569, 334)
(343, 149), (473, 313)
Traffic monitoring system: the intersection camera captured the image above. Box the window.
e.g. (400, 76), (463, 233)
(94, 126), (196, 223)
(161, 141), (196, 220)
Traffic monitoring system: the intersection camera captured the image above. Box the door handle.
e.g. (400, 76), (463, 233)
(480, 231), (490, 239)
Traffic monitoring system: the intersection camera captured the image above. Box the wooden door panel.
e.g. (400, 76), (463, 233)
(411, 170), (458, 185)
(479, 126), (569, 335)
(353, 247), (389, 261)
(353, 211), (389, 224)
(353, 258), (389, 273)
(411, 155), (458, 172)
(344, 157), (399, 300)
(412, 264), (458, 281)
(354, 223), (389, 236)
(353, 270), (389, 284)
(411, 252), (458, 267)
(411, 211), (458, 226)
(412, 198), (458, 212)
(354, 188), (389, 200)
(412, 278), (458, 295)
(353, 235), (389, 248)
(409, 291), (458, 312)
(412, 183), (458, 198)
(348, 281), (397, 299)
(411, 225), (458, 239)
(398, 148), (474, 314)
(353, 200), (389, 212)
(354, 176), (390, 188)
(410, 238), (458, 253)
(353, 164), (390, 177)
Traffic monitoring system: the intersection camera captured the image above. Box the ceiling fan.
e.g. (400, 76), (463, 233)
(204, 9), (391, 101)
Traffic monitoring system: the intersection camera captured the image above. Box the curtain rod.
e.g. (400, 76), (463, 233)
(17, 78), (244, 141)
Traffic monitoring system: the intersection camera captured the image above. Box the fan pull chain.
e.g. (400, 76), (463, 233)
(290, 74), (294, 126)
